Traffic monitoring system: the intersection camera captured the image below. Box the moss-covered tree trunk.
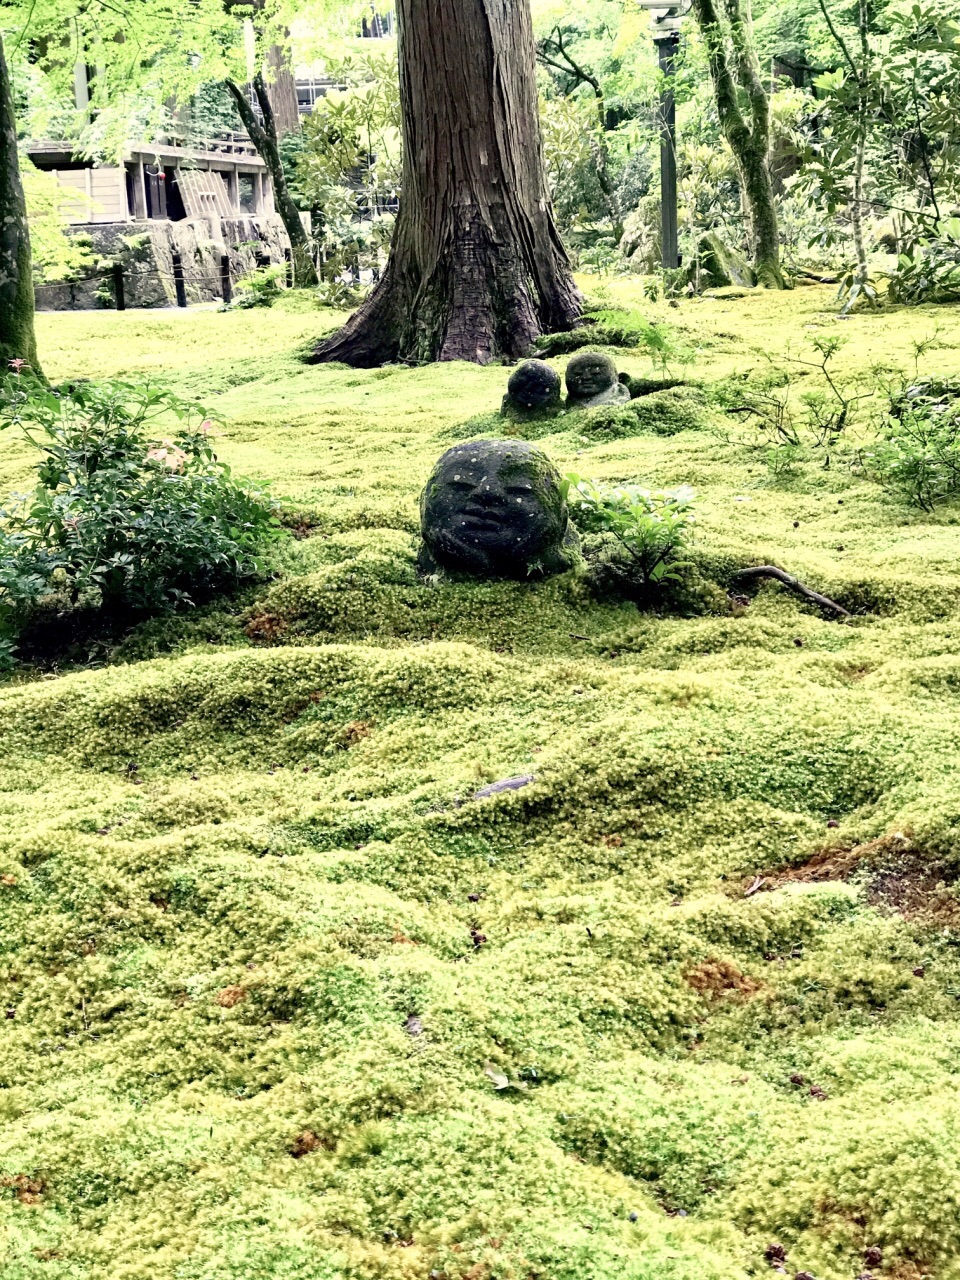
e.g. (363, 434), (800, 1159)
(691, 0), (785, 289)
(312, 0), (582, 367)
(226, 74), (319, 288)
(0, 33), (40, 373)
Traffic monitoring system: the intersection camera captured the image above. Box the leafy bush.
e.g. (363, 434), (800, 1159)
(0, 375), (281, 651)
(885, 222), (960, 305)
(561, 474), (696, 587)
(720, 338), (871, 474)
(229, 264), (285, 309)
(862, 381), (960, 511)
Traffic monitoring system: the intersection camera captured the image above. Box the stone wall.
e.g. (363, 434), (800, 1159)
(35, 215), (293, 311)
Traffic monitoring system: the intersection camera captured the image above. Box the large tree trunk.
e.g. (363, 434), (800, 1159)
(226, 75), (319, 287)
(691, 0), (785, 289)
(312, 0), (582, 367)
(0, 34), (40, 374)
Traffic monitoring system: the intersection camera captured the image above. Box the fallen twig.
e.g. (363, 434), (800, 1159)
(736, 566), (852, 619)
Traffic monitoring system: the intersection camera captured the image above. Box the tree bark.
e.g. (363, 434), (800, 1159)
(691, 0), (784, 288)
(312, 0), (582, 367)
(265, 43), (301, 138)
(226, 75), (319, 287)
(0, 34), (40, 375)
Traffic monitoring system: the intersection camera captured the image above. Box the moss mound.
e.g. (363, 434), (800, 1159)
(3, 285), (960, 1279)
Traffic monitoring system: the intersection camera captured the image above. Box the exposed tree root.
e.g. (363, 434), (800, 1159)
(736, 565), (852, 618)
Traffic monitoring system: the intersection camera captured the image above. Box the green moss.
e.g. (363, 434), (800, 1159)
(3, 284), (960, 1278)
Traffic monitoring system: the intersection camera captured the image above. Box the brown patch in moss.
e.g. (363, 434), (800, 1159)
(216, 985), (247, 1008)
(336, 720), (374, 749)
(245, 613), (288, 645)
(289, 1129), (323, 1158)
(868, 852), (960, 927)
(2, 1174), (44, 1204)
(755, 831), (960, 927)
(685, 958), (763, 1000)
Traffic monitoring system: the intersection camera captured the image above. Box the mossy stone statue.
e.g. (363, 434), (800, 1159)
(566, 350), (631, 408)
(501, 359), (563, 419)
(419, 440), (579, 579)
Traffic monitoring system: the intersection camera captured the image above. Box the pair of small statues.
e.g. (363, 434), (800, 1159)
(503, 351), (630, 417)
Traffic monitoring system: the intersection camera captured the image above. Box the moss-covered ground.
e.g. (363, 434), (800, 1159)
(3, 284), (960, 1280)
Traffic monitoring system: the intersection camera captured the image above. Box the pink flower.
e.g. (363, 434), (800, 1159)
(8, 359), (27, 375)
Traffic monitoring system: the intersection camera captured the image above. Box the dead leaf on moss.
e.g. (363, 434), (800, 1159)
(216, 985), (247, 1008)
(290, 1130), (322, 1158)
(685, 958), (764, 1001)
(245, 613), (288, 645)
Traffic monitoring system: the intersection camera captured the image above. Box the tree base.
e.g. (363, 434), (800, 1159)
(312, 210), (581, 368)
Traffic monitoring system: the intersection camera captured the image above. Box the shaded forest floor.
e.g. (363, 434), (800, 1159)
(3, 283), (960, 1280)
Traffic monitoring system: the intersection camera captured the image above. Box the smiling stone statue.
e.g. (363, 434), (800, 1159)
(565, 350), (632, 409)
(418, 440), (580, 579)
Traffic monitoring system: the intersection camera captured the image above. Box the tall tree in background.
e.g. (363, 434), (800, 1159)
(0, 31), (39, 373)
(225, 73), (319, 285)
(223, 0), (318, 285)
(313, 0), (582, 367)
(691, 0), (785, 287)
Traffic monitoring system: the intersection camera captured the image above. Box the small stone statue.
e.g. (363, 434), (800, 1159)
(419, 439), (579, 579)
(565, 351), (632, 409)
(501, 359), (563, 419)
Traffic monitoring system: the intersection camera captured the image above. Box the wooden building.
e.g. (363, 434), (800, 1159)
(27, 136), (275, 228)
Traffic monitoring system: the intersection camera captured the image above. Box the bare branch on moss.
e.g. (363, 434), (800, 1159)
(736, 566), (852, 618)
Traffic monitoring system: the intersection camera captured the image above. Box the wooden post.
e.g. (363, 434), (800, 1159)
(220, 255), (232, 304)
(112, 262), (125, 310)
(171, 252), (187, 307)
(284, 247), (293, 287)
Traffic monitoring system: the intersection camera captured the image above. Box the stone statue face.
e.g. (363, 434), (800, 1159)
(419, 440), (576, 578)
(567, 351), (617, 400)
(565, 351), (631, 408)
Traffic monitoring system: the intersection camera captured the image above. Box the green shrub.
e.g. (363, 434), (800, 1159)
(562, 474), (696, 589)
(229, 263), (285, 309)
(863, 381), (960, 510)
(885, 219), (960, 305)
(0, 375), (281, 650)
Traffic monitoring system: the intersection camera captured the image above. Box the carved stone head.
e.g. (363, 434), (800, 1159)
(565, 351), (631, 408)
(502, 359), (563, 416)
(419, 440), (579, 578)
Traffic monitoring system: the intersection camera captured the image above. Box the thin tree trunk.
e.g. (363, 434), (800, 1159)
(538, 28), (621, 236)
(313, 0), (582, 367)
(0, 33), (40, 375)
(226, 75), (319, 287)
(851, 0), (870, 289)
(817, 0), (873, 300)
(691, 0), (784, 287)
